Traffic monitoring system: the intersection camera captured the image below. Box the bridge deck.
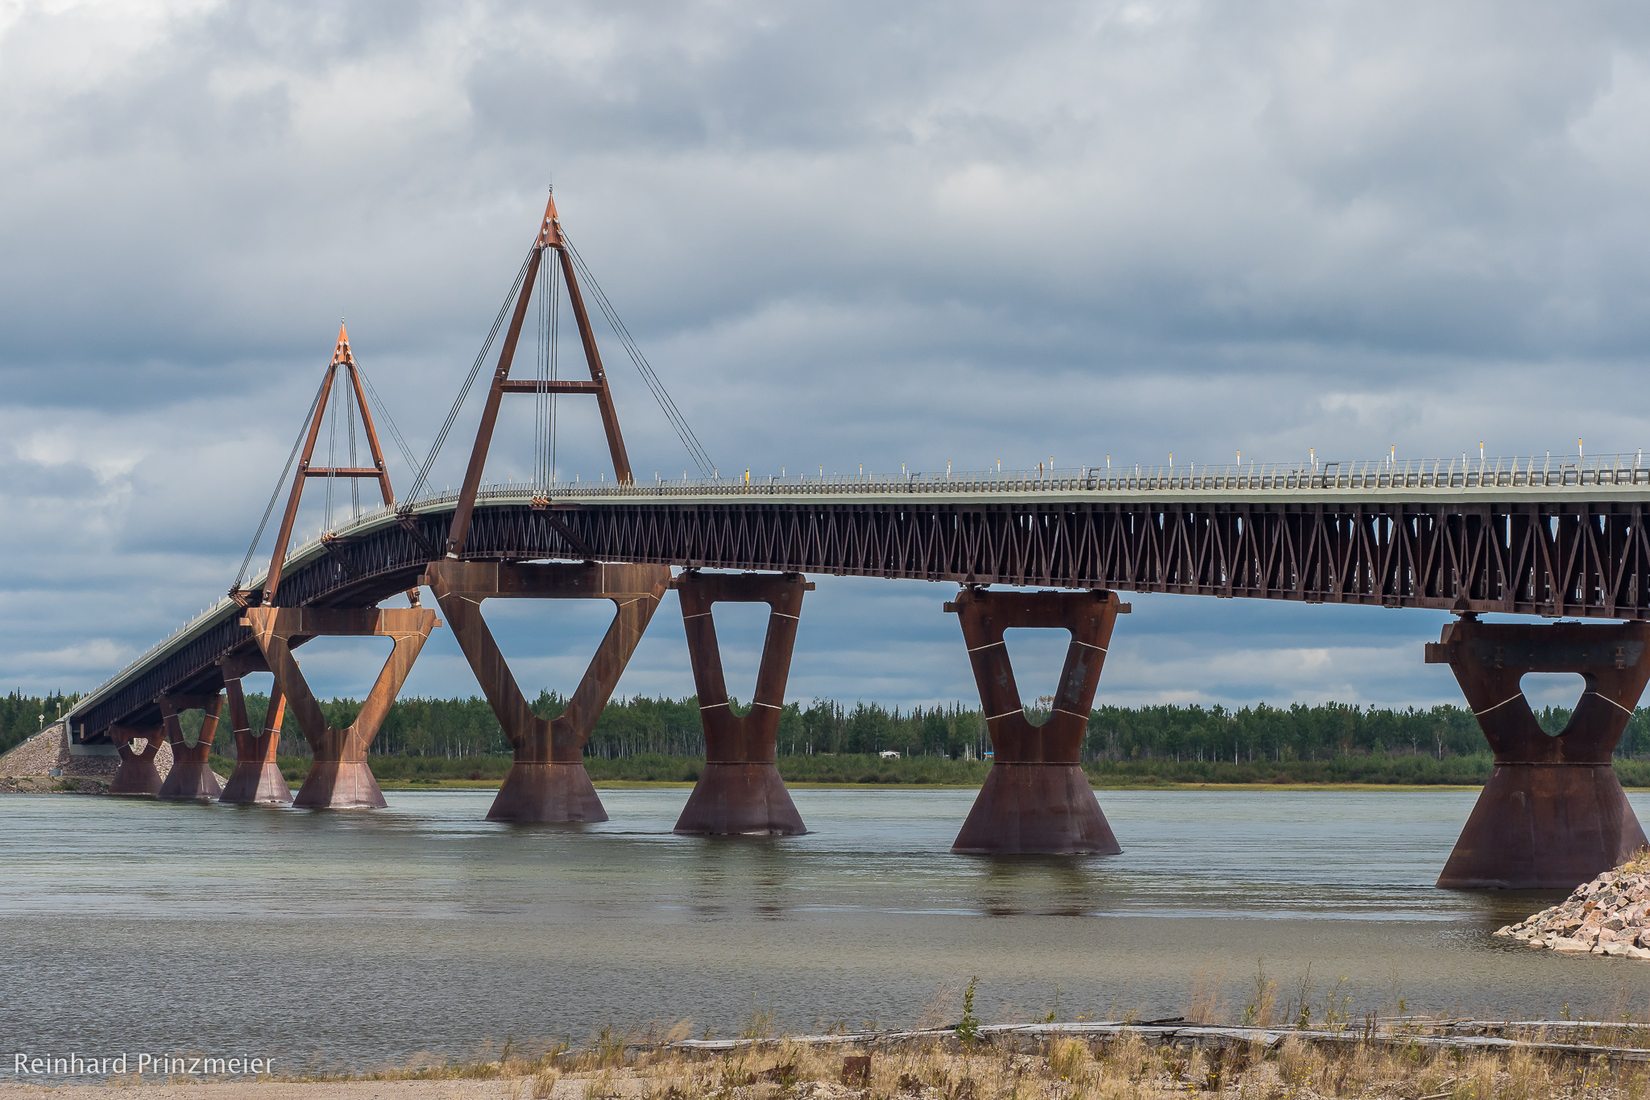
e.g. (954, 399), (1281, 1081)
(65, 457), (1650, 741)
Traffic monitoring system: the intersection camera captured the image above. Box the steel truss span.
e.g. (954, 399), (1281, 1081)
(70, 492), (1650, 740)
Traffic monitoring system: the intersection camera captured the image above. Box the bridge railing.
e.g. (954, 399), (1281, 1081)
(416, 451), (1650, 500)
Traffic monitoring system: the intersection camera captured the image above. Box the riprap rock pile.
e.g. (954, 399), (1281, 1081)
(1497, 858), (1650, 959)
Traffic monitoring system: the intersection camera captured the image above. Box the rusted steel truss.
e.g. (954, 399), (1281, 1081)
(421, 560), (668, 823)
(444, 193), (633, 557)
(155, 691), (225, 802)
(1428, 616), (1650, 889)
(73, 498), (1650, 741)
(538, 501), (1650, 618)
(217, 651), (293, 806)
(948, 587), (1128, 855)
(242, 606), (438, 810)
(672, 571), (812, 836)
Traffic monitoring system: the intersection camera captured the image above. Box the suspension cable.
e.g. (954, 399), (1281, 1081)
(233, 371), (329, 591)
(324, 372), (339, 529)
(355, 361), (421, 478)
(405, 245), (538, 504)
(562, 234), (715, 475)
(346, 373), (360, 517)
(549, 255), (561, 484)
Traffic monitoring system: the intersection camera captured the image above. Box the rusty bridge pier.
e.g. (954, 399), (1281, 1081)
(217, 653), (293, 806)
(156, 691), (225, 802)
(109, 721), (165, 797)
(424, 560), (668, 824)
(243, 607), (438, 810)
(947, 587), (1127, 855)
(673, 571), (811, 836)
(1429, 616), (1650, 889)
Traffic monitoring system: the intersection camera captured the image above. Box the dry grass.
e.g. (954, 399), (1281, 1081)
(245, 1025), (1650, 1099)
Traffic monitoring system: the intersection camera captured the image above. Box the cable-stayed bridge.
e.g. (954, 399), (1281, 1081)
(61, 193), (1650, 891)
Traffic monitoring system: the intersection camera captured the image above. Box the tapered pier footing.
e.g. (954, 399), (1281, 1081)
(109, 725), (163, 797)
(952, 763), (1118, 855)
(1439, 763), (1646, 889)
(1429, 616), (1650, 890)
(218, 667), (292, 806)
(672, 571), (811, 837)
(293, 755), (387, 810)
(156, 693), (224, 802)
(676, 762), (806, 836)
(946, 587), (1129, 855)
(488, 762), (607, 823)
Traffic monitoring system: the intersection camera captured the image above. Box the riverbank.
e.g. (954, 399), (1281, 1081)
(6, 1016), (1650, 1098)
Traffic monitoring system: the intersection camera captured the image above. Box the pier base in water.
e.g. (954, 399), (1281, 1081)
(1429, 616), (1650, 890)
(676, 762), (806, 837)
(109, 725), (163, 797)
(952, 763), (1118, 855)
(672, 572), (811, 837)
(488, 761), (607, 824)
(156, 693), (224, 803)
(947, 587), (1128, 856)
(218, 672), (292, 806)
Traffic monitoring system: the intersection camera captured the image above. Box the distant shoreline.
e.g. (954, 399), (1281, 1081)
(380, 777), (1494, 793)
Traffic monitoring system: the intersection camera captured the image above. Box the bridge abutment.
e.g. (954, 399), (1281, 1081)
(423, 560), (669, 824)
(156, 691), (225, 801)
(109, 723), (164, 797)
(672, 571), (810, 837)
(217, 657), (292, 806)
(948, 587), (1127, 856)
(243, 606), (439, 811)
(1430, 616), (1650, 890)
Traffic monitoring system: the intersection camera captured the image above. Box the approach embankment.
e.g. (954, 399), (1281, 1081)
(0, 722), (179, 794)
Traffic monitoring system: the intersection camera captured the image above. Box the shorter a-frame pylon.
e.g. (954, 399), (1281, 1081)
(238, 323), (397, 605)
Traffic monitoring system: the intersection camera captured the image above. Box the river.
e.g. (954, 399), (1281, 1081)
(2, 788), (1646, 1075)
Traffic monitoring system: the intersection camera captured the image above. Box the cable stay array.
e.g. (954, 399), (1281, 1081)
(403, 191), (715, 554)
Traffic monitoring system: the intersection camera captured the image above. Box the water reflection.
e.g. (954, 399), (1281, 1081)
(977, 857), (1108, 918)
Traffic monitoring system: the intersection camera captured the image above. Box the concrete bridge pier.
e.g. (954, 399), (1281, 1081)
(109, 722), (165, 797)
(423, 560), (670, 824)
(1430, 616), (1650, 889)
(156, 691), (225, 801)
(947, 587), (1128, 856)
(217, 655), (292, 806)
(672, 571), (810, 837)
(243, 606), (439, 810)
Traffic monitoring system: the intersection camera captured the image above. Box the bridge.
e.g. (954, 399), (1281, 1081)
(64, 193), (1650, 891)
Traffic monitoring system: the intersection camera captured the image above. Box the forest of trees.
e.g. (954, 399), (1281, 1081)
(0, 690), (78, 755)
(9, 686), (1649, 769)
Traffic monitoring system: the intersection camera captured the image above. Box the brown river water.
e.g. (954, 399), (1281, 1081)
(1, 788), (1647, 1077)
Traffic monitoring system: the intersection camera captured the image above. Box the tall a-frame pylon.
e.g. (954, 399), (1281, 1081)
(257, 323), (396, 603)
(444, 190), (633, 557)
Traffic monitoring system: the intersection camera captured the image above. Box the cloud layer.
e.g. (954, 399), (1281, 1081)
(3, 0), (1646, 713)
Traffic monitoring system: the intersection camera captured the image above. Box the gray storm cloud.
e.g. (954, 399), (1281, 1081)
(0, 0), (1644, 708)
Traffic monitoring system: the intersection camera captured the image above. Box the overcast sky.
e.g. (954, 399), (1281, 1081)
(4, 0), (1648, 715)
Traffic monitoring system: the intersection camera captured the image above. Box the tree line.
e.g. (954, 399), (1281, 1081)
(146, 691), (1650, 765)
(10, 688), (1649, 769)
